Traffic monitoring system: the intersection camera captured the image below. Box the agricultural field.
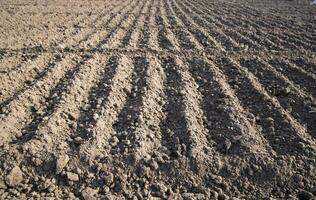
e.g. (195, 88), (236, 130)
(0, 0), (315, 199)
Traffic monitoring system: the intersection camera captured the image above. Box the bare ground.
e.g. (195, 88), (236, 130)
(0, 0), (315, 199)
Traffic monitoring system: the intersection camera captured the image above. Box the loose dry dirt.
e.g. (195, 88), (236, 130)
(0, 0), (315, 199)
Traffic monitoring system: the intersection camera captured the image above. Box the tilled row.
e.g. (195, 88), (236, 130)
(0, 0), (315, 199)
(1, 51), (315, 199)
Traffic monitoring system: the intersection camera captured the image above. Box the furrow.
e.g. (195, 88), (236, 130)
(147, 0), (160, 50)
(253, 58), (316, 102)
(62, 0), (122, 48)
(217, 58), (316, 156)
(22, 54), (111, 155)
(237, 9), (316, 47)
(106, 0), (149, 49)
(158, 56), (190, 159)
(190, 1), (260, 50)
(268, 58), (316, 98)
(178, 0), (239, 51)
(79, 0), (137, 49)
(137, 0), (154, 49)
(73, 2), (128, 47)
(52, 0), (123, 49)
(217, 1), (312, 34)
(111, 56), (150, 155)
(14, 54), (92, 144)
(79, 55), (135, 159)
(159, 56), (205, 160)
(189, 0), (283, 51)
(165, 0), (204, 51)
(41, 14), (88, 48)
(128, 56), (166, 161)
(292, 57), (316, 76)
(0, 54), (78, 145)
(98, 0), (145, 49)
(240, 58), (316, 138)
(0, 53), (54, 106)
(157, 0), (181, 51)
(169, 0), (223, 50)
(75, 56), (119, 144)
(173, 57), (210, 159)
(187, 57), (273, 156)
(122, 14), (145, 49)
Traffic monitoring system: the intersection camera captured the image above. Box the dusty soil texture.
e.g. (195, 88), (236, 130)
(0, 0), (316, 199)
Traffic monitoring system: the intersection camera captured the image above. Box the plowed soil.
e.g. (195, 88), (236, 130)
(0, 0), (316, 199)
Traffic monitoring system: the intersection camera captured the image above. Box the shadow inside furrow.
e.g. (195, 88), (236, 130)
(268, 59), (316, 98)
(0, 54), (63, 116)
(240, 59), (316, 139)
(187, 58), (247, 155)
(292, 58), (316, 76)
(120, 0), (150, 48)
(112, 57), (149, 153)
(138, 15), (151, 49)
(77, 1), (132, 45)
(169, 0), (214, 49)
(95, 0), (142, 49)
(164, 5), (196, 50)
(177, 1), (236, 50)
(138, 0), (154, 49)
(159, 57), (190, 159)
(219, 58), (311, 156)
(155, 9), (173, 50)
(79, 12), (118, 45)
(75, 56), (119, 142)
(13, 54), (91, 144)
(119, 16), (140, 48)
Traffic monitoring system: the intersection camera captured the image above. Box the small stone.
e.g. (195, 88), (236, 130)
(74, 137), (83, 144)
(224, 139), (232, 151)
(110, 136), (119, 147)
(104, 173), (114, 186)
(81, 187), (98, 200)
(266, 117), (274, 125)
(93, 113), (99, 120)
(5, 166), (23, 187)
(67, 172), (79, 182)
(56, 155), (69, 174)
(103, 185), (110, 193)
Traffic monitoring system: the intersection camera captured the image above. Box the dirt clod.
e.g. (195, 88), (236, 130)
(81, 187), (98, 200)
(55, 155), (69, 174)
(67, 172), (79, 182)
(5, 166), (23, 187)
(104, 173), (114, 186)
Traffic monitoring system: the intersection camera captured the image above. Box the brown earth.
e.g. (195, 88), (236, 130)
(0, 0), (316, 199)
